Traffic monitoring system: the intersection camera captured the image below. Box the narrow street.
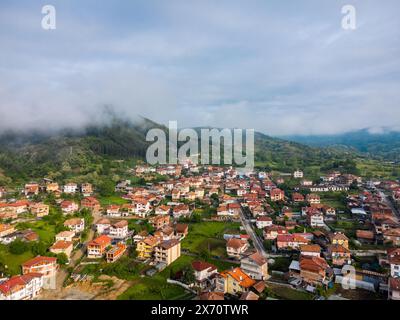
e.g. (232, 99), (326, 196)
(239, 206), (269, 259)
(378, 189), (400, 220)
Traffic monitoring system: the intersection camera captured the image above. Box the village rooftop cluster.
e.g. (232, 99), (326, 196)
(0, 162), (400, 300)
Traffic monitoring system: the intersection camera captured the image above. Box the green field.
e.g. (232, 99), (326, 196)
(0, 245), (34, 275)
(16, 220), (57, 244)
(118, 255), (195, 300)
(99, 195), (129, 206)
(181, 221), (241, 256)
(267, 283), (314, 300)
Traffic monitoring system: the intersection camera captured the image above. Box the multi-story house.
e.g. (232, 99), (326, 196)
(329, 232), (349, 249)
(81, 197), (101, 213)
(64, 218), (85, 233)
(240, 252), (269, 280)
(95, 218), (111, 234)
(154, 239), (181, 266)
(60, 200), (79, 215)
(87, 235), (112, 258)
(24, 183), (39, 196)
(270, 188), (284, 202)
(226, 238), (249, 259)
(137, 236), (160, 260)
(63, 183), (78, 194)
(29, 203), (49, 217)
(155, 205), (171, 215)
(55, 230), (75, 242)
(216, 268), (256, 295)
(0, 274), (43, 300)
(149, 215), (170, 229)
(81, 183), (93, 196)
(50, 240), (73, 259)
(106, 243), (127, 263)
(109, 220), (129, 240)
(327, 244), (351, 266)
(22, 256), (57, 289)
(306, 193), (320, 204)
(192, 261), (218, 289)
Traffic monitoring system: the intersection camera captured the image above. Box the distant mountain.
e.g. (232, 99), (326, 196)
(283, 129), (400, 162)
(0, 116), (359, 183)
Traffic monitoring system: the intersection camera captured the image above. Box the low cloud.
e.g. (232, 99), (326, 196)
(0, 0), (400, 135)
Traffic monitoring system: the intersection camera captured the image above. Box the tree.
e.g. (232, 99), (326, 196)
(182, 266), (196, 285)
(57, 253), (69, 265)
(9, 239), (30, 254)
(98, 179), (115, 197)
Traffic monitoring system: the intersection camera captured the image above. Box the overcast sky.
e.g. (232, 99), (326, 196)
(1, 0), (400, 135)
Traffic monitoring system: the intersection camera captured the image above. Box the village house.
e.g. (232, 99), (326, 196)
(293, 170), (304, 178)
(306, 194), (320, 205)
(192, 261), (218, 289)
(0, 186), (6, 198)
(96, 218), (111, 234)
(87, 235), (112, 259)
(327, 244), (351, 266)
(383, 228), (400, 246)
(171, 189), (181, 200)
(389, 277), (400, 300)
(299, 256), (332, 287)
(216, 267), (256, 295)
(292, 192), (305, 203)
(0, 273), (43, 300)
(290, 256), (332, 287)
(11, 200), (30, 214)
(137, 236), (160, 259)
(155, 205), (171, 215)
(149, 215), (170, 230)
(388, 250), (400, 278)
(0, 223), (15, 238)
(64, 218), (85, 233)
(175, 223), (189, 239)
(270, 188), (285, 202)
(109, 220), (129, 240)
(154, 225), (175, 241)
(120, 204), (135, 216)
(154, 239), (181, 266)
(22, 256), (57, 289)
(276, 234), (309, 251)
(45, 182), (59, 193)
(263, 225), (288, 240)
(226, 238), (249, 259)
(29, 203), (49, 217)
(356, 230), (375, 244)
(60, 200), (79, 215)
(106, 243), (127, 263)
(240, 252), (269, 280)
(256, 216), (273, 229)
(329, 232), (349, 249)
(307, 211), (325, 228)
(55, 230), (75, 242)
(63, 183), (78, 194)
(300, 244), (321, 257)
(106, 205), (121, 217)
(24, 183), (39, 196)
(50, 240), (73, 259)
(172, 204), (190, 219)
(80, 183), (93, 196)
(132, 197), (152, 218)
(81, 197), (101, 213)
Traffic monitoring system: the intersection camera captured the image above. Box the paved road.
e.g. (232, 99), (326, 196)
(378, 189), (400, 219)
(238, 206), (269, 259)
